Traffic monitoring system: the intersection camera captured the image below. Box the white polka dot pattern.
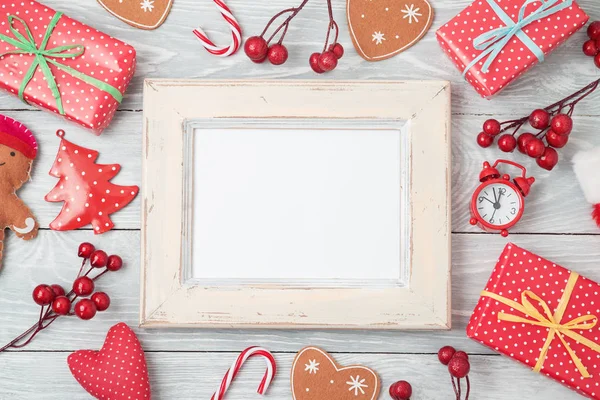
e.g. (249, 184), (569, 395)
(435, 0), (589, 98)
(0, 1), (136, 134)
(467, 243), (600, 399)
(67, 323), (151, 400)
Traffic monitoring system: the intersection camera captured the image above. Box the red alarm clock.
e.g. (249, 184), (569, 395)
(469, 160), (535, 237)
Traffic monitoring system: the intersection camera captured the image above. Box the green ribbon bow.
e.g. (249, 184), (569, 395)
(0, 12), (123, 115)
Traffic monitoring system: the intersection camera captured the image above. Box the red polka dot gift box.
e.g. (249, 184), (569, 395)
(0, 0), (136, 134)
(467, 243), (600, 398)
(436, 0), (589, 98)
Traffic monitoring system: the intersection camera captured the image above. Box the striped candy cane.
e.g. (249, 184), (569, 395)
(193, 0), (242, 57)
(211, 346), (277, 400)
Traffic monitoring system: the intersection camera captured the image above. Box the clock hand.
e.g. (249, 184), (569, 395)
(495, 191), (504, 208)
(479, 196), (495, 205)
(493, 188), (498, 204)
(491, 208), (497, 221)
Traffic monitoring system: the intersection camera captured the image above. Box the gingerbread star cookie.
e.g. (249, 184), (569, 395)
(97, 0), (174, 30)
(291, 347), (381, 400)
(347, 0), (433, 61)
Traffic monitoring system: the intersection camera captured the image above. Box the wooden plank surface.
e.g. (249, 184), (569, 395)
(0, 352), (578, 399)
(0, 0), (599, 398)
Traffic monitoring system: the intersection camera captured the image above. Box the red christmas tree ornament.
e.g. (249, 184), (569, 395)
(45, 130), (138, 234)
(68, 323), (151, 399)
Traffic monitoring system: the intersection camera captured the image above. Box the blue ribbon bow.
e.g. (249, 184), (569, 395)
(463, 0), (573, 76)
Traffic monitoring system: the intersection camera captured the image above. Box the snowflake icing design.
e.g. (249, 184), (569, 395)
(304, 359), (320, 374)
(346, 375), (369, 396)
(372, 31), (386, 45)
(140, 0), (155, 12)
(401, 4), (422, 24)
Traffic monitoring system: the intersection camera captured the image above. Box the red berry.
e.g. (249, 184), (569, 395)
(588, 21), (600, 40)
(106, 255), (123, 272)
(583, 40), (599, 57)
(244, 36), (269, 61)
(551, 114), (573, 136)
(73, 276), (95, 297)
(251, 54), (268, 64)
(330, 43), (344, 59)
(498, 134), (517, 152)
(309, 52), (324, 74)
(52, 296), (71, 315)
(91, 292), (111, 312)
(74, 299), (97, 320)
(448, 357), (470, 379)
(528, 109), (550, 129)
(78, 242), (95, 259)
(267, 44), (288, 65)
(318, 51), (338, 72)
(546, 130), (569, 148)
(483, 119), (501, 136)
(595, 53), (600, 69)
(389, 380), (412, 400)
(477, 132), (494, 148)
(437, 346), (456, 365)
(537, 147), (559, 171)
(517, 132), (535, 154)
(526, 138), (545, 158)
(32, 284), (55, 306)
(50, 284), (66, 297)
(453, 351), (469, 360)
(90, 250), (108, 268)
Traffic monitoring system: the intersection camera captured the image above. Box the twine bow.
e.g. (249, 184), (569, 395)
(0, 13), (122, 115)
(482, 272), (600, 378)
(463, 0), (573, 76)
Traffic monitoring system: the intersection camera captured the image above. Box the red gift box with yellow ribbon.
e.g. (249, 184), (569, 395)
(0, 0), (136, 134)
(467, 243), (600, 398)
(436, 0), (589, 98)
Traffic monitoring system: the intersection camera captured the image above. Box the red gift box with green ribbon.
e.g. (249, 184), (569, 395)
(436, 0), (589, 98)
(0, 1), (135, 134)
(467, 243), (600, 398)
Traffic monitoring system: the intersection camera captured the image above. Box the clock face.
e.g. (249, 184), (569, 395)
(474, 182), (523, 228)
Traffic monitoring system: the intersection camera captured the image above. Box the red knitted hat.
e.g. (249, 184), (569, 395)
(0, 114), (38, 159)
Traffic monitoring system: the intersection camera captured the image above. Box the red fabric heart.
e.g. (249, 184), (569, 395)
(68, 322), (151, 399)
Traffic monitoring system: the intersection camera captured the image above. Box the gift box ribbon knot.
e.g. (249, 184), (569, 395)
(482, 271), (600, 378)
(463, 0), (573, 76)
(0, 13), (123, 115)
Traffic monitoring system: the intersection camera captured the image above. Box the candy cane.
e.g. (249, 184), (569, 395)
(211, 346), (277, 400)
(193, 0), (242, 57)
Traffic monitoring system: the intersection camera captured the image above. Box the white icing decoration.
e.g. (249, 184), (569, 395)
(13, 218), (35, 234)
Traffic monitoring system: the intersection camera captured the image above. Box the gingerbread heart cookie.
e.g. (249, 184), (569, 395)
(347, 0), (433, 61)
(98, 0), (174, 30)
(291, 347), (380, 400)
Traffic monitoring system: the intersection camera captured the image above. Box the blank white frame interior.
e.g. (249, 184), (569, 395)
(142, 80), (451, 330)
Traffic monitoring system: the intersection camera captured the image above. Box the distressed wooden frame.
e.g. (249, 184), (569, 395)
(141, 80), (451, 329)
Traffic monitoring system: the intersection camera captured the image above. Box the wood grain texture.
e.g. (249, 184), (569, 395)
(0, 352), (581, 399)
(0, 0), (598, 116)
(0, 110), (598, 234)
(0, 0), (599, 397)
(1, 231), (599, 354)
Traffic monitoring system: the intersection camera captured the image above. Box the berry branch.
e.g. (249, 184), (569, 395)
(0, 243), (122, 353)
(477, 78), (600, 171)
(244, 0), (344, 73)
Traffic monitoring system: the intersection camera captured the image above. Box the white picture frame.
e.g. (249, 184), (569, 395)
(141, 80), (451, 330)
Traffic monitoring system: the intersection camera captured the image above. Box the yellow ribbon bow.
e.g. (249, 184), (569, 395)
(482, 272), (600, 378)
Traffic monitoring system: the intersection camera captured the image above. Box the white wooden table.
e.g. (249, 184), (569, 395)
(0, 0), (599, 398)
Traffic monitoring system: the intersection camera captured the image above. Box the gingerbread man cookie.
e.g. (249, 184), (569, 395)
(347, 0), (433, 61)
(0, 115), (39, 269)
(291, 347), (381, 400)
